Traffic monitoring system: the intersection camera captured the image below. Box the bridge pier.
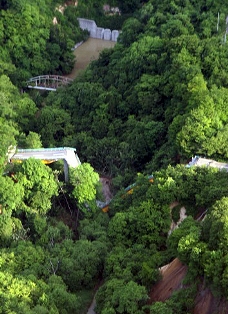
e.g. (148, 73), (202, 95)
(63, 159), (69, 182)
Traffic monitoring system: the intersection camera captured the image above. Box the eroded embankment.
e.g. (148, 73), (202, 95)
(148, 258), (188, 303)
(194, 285), (228, 314)
(148, 258), (228, 314)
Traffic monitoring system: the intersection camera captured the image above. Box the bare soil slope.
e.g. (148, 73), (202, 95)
(149, 258), (188, 303)
(194, 285), (228, 314)
(149, 258), (228, 314)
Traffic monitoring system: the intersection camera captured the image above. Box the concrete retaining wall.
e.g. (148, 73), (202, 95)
(77, 18), (119, 42)
(103, 29), (111, 40)
(111, 30), (119, 42)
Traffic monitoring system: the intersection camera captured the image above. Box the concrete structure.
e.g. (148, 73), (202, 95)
(111, 30), (119, 42)
(11, 147), (81, 182)
(96, 27), (104, 39)
(77, 18), (119, 41)
(186, 155), (228, 171)
(103, 29), (112, 40)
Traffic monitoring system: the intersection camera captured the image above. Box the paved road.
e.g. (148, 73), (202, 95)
(87, 298), (96, 314)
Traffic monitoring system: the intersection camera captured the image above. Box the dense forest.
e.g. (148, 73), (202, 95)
(1, 0), (228, 313)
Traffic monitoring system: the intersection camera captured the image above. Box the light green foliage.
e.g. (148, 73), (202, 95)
(161, 14), (194, 38)
(0, 0), (87, 83)
(18, 131), (43, 149)
(14, 158), (58, 215)
(150, 165), (228, 210)
(48, 275), (81, 314)
(3, 241), (45, 276)
(70, 163), (100, 209)
(177, 227), (201, 264)
(0, 120), (17, 167)
(0, 174), (24, 210)
(167, 217), (200, 258)
(203, 197), (228, 250)
(0, 234), (84, 313)
(177, 86), (228, 157)
(1, 3), (51, 76)
(0, 271), (37, 313)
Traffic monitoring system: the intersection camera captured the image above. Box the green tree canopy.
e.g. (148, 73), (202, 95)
(69, 163), (100, 211)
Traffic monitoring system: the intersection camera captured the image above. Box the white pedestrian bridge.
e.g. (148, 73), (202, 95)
(10, 147), (81, 181)
(26, 75), (73, 91)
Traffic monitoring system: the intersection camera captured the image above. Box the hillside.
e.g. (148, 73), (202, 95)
(149, 258), (188, 303)
(1, 0), (228, 313)
(149, 257), (228, 314)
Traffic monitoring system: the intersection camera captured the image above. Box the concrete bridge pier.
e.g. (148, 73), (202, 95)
(63, 159), (69, 182)
(64, 149), (81, 182)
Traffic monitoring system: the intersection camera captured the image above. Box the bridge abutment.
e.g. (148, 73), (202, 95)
(63, 159), (69, 182)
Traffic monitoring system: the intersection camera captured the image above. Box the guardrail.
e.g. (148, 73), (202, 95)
(17, 147), (77, 153)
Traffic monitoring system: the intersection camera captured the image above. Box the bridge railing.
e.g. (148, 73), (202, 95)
(27, 75), (73, 90)
(17, 147), (77, 153)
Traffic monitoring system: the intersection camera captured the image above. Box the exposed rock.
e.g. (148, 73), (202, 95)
(168, 202), (188, 236)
